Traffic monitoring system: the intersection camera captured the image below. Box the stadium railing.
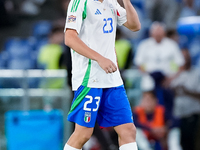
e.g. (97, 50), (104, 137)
(0, 69), (142, 150)
(0, 69), (73, 150)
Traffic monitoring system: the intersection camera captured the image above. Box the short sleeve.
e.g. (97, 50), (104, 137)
(115, 2), (127, 26)
(64, 0), (86, 34)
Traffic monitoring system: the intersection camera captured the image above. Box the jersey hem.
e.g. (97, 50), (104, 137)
(72, 83), (124, 91)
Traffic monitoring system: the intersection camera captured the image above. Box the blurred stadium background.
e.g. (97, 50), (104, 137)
(0, 0), (199, 150)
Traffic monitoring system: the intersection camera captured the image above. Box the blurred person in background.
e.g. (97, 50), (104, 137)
(149, 71), (182, 150)
(37, 23), (69, 111)
(179, 0), (200, 18)
(144, 0), (167, 23)
(115, 28), (133, 88)
(37, 25), (65, 89)
(170, 49), (200, 150)
(134, 21), (184, 78)
(37, 25), (64, 70)
(134, 21), (184, 150)
(163, 0), (182, 29)
(144, 0), (200, 29)
(115, 28), (133, 72)
(133, 91), (167, 150)
(144, 0), (182, 29)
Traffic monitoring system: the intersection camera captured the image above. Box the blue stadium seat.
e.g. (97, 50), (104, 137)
(177, 16), (200, 67)
(0, 51), (9, 69)
(177, 16), (200, 36)
(189, 37), (200, 66)
(3, 38), (38, 69)
(34, 38), (49, 51)
(5, 38), (33, 59)
(7, 58), (35, 70)
(32, 21), (52, 38)
(28, 36), (49, 51)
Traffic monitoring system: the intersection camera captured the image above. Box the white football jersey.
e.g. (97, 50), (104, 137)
(65, 0), (127, 90)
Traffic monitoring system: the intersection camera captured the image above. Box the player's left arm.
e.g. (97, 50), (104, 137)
(122, 0), (141, 31)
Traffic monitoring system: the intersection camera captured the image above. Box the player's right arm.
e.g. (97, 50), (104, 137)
(65, 29), (117, 74)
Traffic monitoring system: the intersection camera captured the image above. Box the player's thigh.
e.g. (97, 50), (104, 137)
(68, 124), (94, 145)
(68, 86), (103, 128)
(114, 123), (136, 142)
(97, 85), (133, 127)
(74, 124), (94, 138)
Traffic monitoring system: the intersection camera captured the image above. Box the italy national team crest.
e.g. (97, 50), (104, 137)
(109, 4), (116, 15)
(84, 112), (91, 123)
(68, 15), (76, 23)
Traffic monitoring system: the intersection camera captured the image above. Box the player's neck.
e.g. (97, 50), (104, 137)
(98, 0), (103, 3)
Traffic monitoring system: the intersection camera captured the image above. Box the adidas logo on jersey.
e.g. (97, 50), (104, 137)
(95, 9), (101, 15)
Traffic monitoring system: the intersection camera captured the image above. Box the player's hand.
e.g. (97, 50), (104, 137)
(97, 56), (117, 74)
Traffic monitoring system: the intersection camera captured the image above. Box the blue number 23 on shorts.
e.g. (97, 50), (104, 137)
(67, 85), (134, 128)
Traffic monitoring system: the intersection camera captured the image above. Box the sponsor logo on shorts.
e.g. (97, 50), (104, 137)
(68, 15), (76, 23)
(84, 112), (91, 123)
